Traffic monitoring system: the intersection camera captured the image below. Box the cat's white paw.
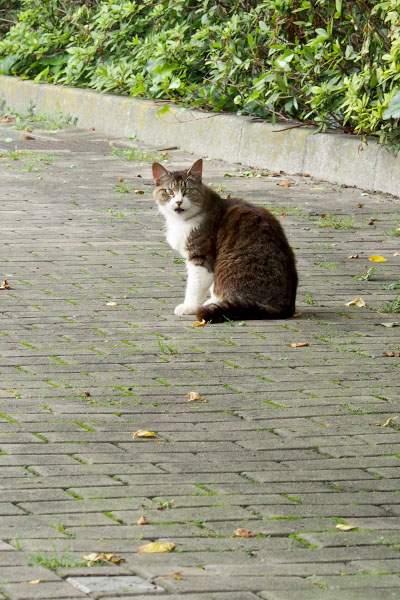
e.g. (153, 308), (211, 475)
(174, 303), (197, 316)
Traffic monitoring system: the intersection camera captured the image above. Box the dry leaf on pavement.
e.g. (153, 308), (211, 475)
(348, 254), (359, 259)
(0, 280), (10, 289)
(234, 528), (254, 538)
(133, 429), (156, 438)
(383, 351), (400, 358)
(83, 552), (125, 566)
(186, 391), (206, 402)
(22, 580), (41, 585)
(290, 342), (309, 348)
(378, 417), (398, 427)
(158, 572), (183, 581)
(136, 515), (147, 525)
(106, 301), (118, 306)
(137, 541), (175, 554)
(192, 319), (206, 327)
(345, 296), (366, 307)
(278, 180), (294, 187)
(335, 524), (358, 532)
(369, 255), (387, 263)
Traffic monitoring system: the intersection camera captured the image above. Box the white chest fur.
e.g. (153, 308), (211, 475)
(162, 211), (203, 259)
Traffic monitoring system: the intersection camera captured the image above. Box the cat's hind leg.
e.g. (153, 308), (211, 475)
(202, 283), (222, 307)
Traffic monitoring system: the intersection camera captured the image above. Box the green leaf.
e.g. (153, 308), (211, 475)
(247, 33), (254, 49)
(383, 90), (400, 120)
(157, 104), (170, 116)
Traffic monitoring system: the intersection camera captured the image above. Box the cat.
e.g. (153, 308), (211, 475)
(152, 158), (298, 323)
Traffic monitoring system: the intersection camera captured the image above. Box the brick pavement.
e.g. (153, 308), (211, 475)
(0, 117), (399, 599)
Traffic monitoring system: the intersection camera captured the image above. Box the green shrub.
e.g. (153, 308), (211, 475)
(0, 0), (399, 150)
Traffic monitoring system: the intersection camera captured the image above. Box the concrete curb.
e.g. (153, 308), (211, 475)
(0, 75), (399, 197)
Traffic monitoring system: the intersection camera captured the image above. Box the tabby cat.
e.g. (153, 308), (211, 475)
(152, 159), (297, 323)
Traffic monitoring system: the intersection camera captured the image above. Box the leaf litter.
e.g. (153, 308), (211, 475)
(137, 541), (175, 554)
(186, 391), (206, 402)
(133, 429), (156, 439)
(82, 552), (125, 566)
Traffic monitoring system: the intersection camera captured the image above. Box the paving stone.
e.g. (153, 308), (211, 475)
(67, 575), (164, 595)
(0, 122), (399, 597)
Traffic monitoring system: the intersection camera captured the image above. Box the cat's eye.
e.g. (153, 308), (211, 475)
(165, 188), (174, 196)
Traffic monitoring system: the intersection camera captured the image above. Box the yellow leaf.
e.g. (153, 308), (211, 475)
(290, 342), (309, 348)
(335, 524), (358, 532)
(192, 319), (206, 327)
(369, 255), (387, 263)
(137, 541), (175, 554)
(133, 429), (156, 438)
(186, 391), (206, 402)
(83, 552), (125, 566)
(345, 296), (366, 307)
(234, 528), (254, 538)
(380, 417), (398, 427)
(22, 580), (41, 585)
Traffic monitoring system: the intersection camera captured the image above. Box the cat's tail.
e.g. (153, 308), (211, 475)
(197, 301), (294, 324)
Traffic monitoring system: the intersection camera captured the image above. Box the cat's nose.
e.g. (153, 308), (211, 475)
(176, 199), (183, 206)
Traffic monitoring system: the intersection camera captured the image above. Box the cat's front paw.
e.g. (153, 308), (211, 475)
(174, 303), (197, 316)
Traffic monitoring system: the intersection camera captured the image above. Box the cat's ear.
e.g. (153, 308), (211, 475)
(152, 162), (169, 185)
(187, 158), (203, 182)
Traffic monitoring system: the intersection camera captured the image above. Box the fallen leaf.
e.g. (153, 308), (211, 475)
(278, 180), (294, 187)
(21, 134), (35, 140)
(134, 189), (145, 194)
(368, 219), (375, 226)
(193, 319), (206, 327)
(157, 571), (182, 581)
(84, 391), (91, 397)
(379, 416), (398, 427)
(379, 322), (399, 328)
(109, 141), (115, 146)
(186, 391), (206, 402)
(345, 296), (366, 307)
(393, 252), (400, 257)
(118, 177), (124, 182)
(106, 301), (117, 306)
(383, 351), (400, 358)
(290, 342), (309, 348)
(335, 524), (358, 532)
(356, 203), (363, 208)
(133, 429), (156, 438)
(90, 127), (95, 131)
(137, 541), (175, 554)
(348, 254), (359, 259)
(281, 212), (288, 217)
(1, 116), (12, 123)
(234, 528), (254, 538)
(22, 580), (40, 585)
(83, 552), (125, 566)
(292, 312), (302, 318)
(0, 280), (10, 289)
(137, 515), (147, 525)
(369, 255), (387, 263)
